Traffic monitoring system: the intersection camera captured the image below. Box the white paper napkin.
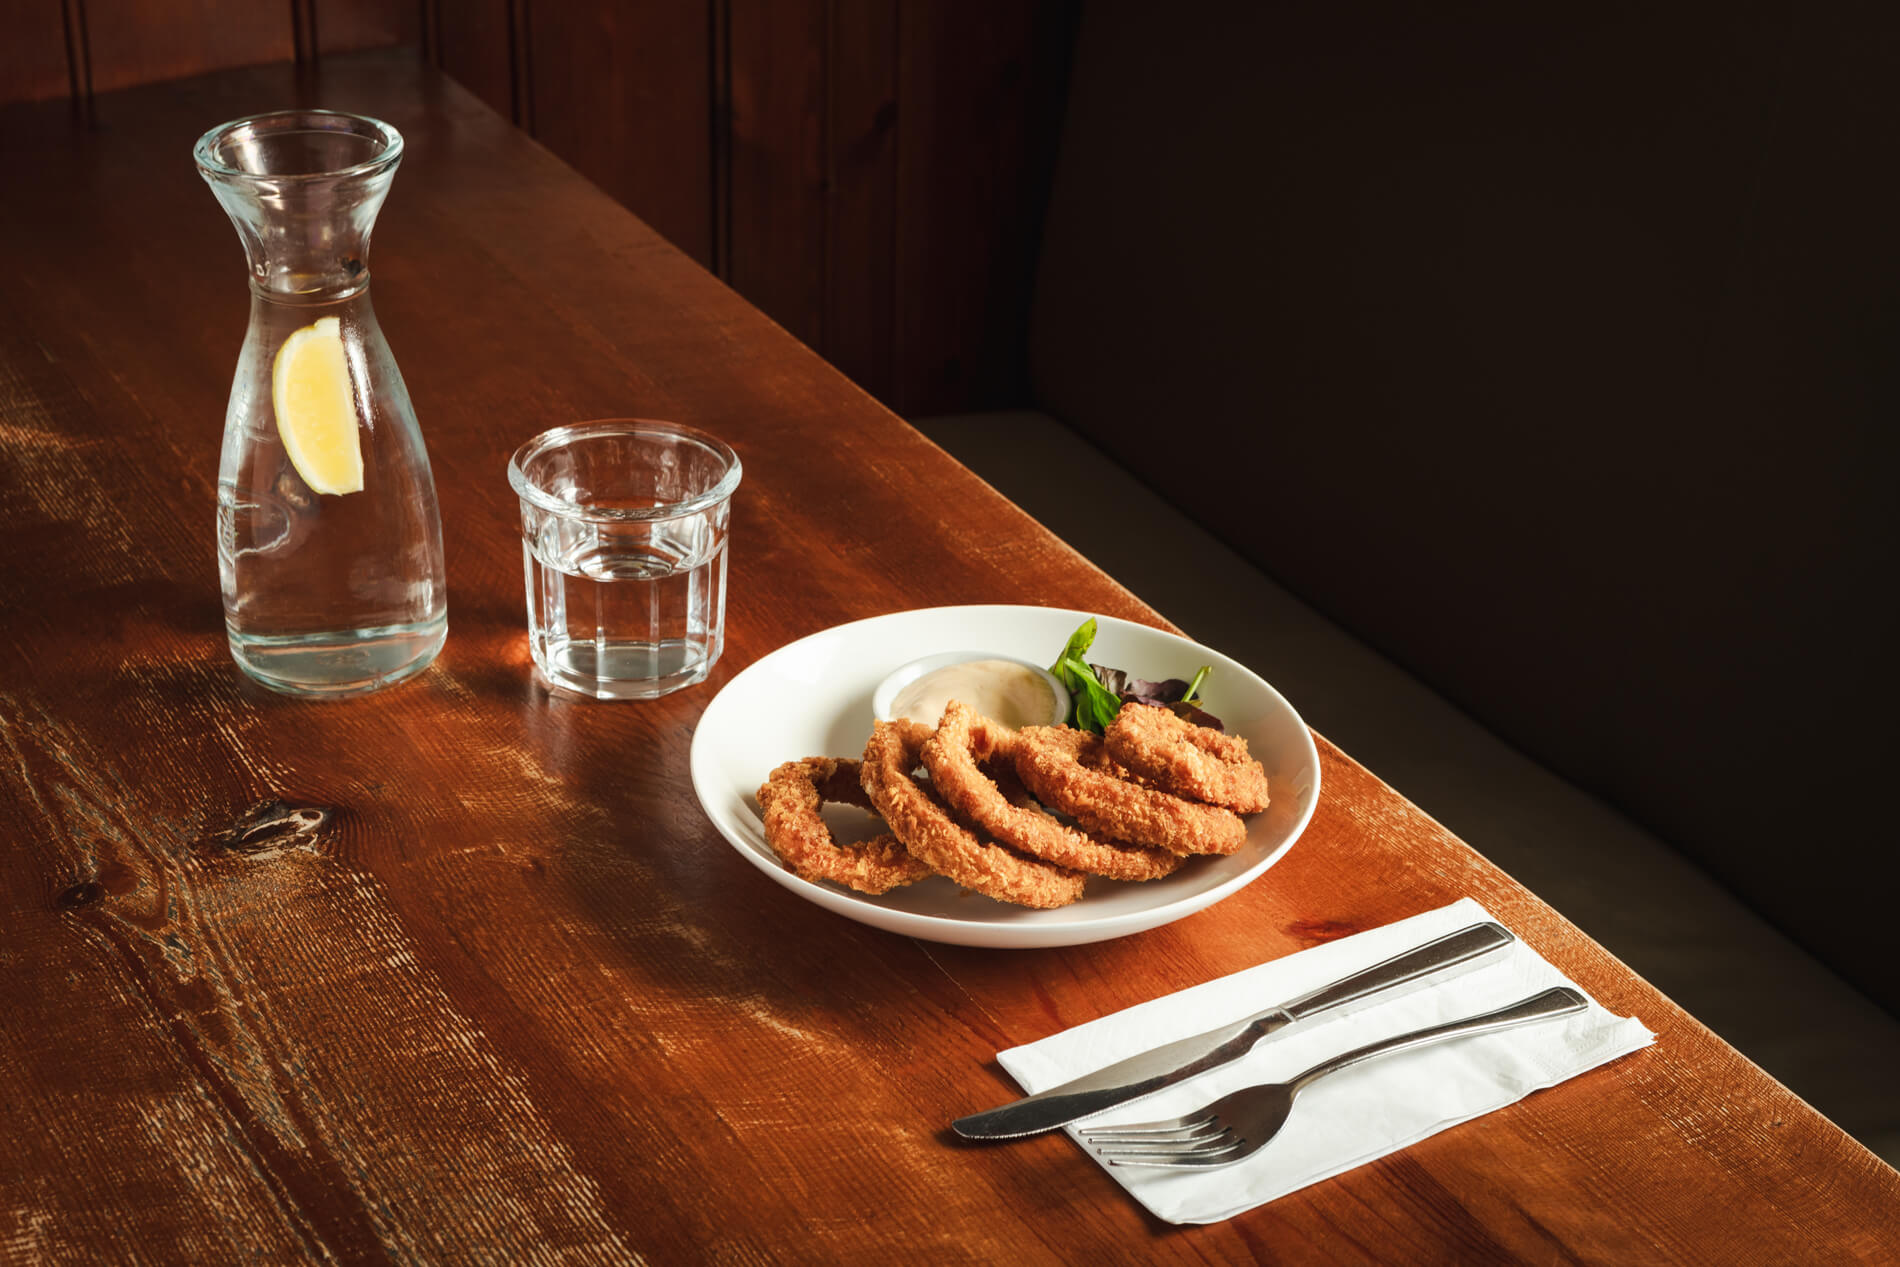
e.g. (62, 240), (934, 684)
(996, 898), (1654, 1224)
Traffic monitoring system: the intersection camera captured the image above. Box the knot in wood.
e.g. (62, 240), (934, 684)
(56, 881), (104, 910)
(215, 799), (334, 858)
(1286, 918), (1360, 945)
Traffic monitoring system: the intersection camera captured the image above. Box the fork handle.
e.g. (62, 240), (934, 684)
(1287, 986), (1588, 1094)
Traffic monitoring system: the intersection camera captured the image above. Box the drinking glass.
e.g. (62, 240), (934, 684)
(508, 421), (742, 699)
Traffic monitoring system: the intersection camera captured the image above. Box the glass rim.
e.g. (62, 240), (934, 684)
(193, 109), (405, 184)
(508, 419), (744, 524)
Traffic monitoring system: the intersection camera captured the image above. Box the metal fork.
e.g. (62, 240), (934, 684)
(1078, 986), (1588, 1169)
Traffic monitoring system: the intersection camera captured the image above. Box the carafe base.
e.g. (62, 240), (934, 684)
(227, 615), (447, 697)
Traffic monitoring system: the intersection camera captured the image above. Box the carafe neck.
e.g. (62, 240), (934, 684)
(195, 110), (402, 302)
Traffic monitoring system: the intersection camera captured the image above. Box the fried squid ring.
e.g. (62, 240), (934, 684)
(860, 720), (1087, 909)
(1105, 705), (1271, 814)
(757, 757), (933, 895)
(1013, 726), (1250, 857)
(922, 701), (1186, 882)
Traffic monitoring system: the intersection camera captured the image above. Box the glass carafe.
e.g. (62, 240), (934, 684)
(195, 110), (447, 697)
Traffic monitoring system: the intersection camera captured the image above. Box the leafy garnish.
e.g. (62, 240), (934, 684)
(1095, 667), (1190, 706)
(1048, 618), (1223, 733)
(1171, 666), (1223, 729)
(1048, 618), (1124, 733)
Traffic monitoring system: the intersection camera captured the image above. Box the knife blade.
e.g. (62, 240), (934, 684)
(952, 921), (1514, 1139)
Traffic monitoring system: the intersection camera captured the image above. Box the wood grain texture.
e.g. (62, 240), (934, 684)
(892, 0), (1075, 415)
(1, 0), (419, 107)
(422, 0), (1071, 413)
(524, 0), (716, 267)
(81, 0), (296, 97)
(425, 0), (517, 123)
(1, 49), (1895, 1264)
(3, 1), (1071, 416)
(0, 0), (78, 104)
(316, 0), (421, 55)
(726, 0), (828, 349)
(822, 0), (899, 403)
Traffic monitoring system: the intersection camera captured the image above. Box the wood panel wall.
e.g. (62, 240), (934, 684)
(6, 0), (1075, 416)
(8, 1), (420, 106)
(420, 0), (1077, 415)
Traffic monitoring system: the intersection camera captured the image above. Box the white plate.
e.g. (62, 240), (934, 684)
(688, 605), (1321, 948)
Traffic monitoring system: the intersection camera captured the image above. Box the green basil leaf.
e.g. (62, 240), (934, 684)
(1058, 653), (1123, 734)
(1050, 617), (1097, 678)
(1049, 619), (1103, 729)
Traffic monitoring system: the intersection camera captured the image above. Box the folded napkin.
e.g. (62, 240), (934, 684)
(996, 898), (1654, 1225)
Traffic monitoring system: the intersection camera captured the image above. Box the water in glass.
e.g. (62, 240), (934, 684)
(511, 422), (740, 700)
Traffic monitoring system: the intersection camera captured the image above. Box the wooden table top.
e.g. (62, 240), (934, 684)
(3, 49), (1895, 1264)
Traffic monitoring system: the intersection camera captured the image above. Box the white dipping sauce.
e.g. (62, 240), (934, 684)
(890, 658), (1058, 729)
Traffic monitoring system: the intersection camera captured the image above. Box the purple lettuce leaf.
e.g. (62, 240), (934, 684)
(1091, 664), (1223, 730)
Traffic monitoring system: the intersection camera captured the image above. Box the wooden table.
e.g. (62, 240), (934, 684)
(3, 49), (1895, 1265)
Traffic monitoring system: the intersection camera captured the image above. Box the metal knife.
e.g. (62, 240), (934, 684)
(952, 920), (1515, 1139)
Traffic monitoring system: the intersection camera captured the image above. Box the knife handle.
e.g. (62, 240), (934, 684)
(1278, 922), (1514, 1022)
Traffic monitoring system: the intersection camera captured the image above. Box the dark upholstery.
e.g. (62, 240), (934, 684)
(1025, 4), (1899, 1011)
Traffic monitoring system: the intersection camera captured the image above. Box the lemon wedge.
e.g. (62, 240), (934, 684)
(271, 316), (364, 495)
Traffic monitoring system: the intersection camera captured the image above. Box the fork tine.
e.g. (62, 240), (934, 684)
(1078, 1119), (1226, 1145)
(1091, 1127), (1237, 1158)
(1075, 1110), (1216, 1139)
(1095, 1137), (1249, 1168)
(1104, 1144), (1250, 1169)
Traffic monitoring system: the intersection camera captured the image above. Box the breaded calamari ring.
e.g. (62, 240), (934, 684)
(859, 720), (1087, 909)
(923, 701), (1186, 882)
(757, 757), (933, 895)
(1105, 704), (1271, 814)
(1013, 725), (1250, 857)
